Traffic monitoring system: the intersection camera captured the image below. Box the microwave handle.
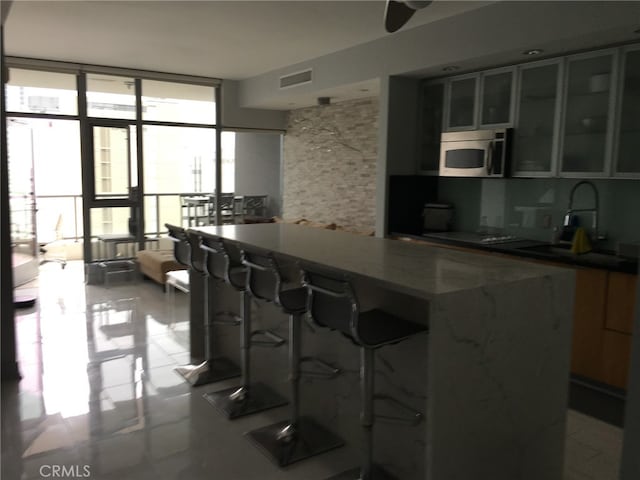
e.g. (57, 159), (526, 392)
(486, 140), (494, 175)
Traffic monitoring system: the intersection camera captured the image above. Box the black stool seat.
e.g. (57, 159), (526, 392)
(358, 309), (426, 348)
(228, 267), (247, 289)
(278, 287), (307, 314)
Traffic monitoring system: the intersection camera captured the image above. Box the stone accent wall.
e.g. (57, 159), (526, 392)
(283, 97), (378, 232)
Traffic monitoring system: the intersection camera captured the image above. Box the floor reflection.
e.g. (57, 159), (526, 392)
(6, 262), (192, 479)
(2, 261), (624, 480)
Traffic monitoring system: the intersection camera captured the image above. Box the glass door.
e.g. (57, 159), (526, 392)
(512, 59), (562, 176)
(560, 50), (617, 176)
(85, 121), (141, 263)
(7, 119), (39, 286)
(614, 46), (640, 177)
(479, 67), (514, 127)
(446, 75), (478, 130)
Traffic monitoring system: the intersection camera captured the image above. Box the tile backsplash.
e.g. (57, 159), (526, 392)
(438, 177), (640, 250)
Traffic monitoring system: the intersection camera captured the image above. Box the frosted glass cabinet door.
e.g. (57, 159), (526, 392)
(512, 61), (560, 175)
(447, 76), (477, 130)
(419, 82), (444, 172)
(480, 70), (513, 126)
(561, 52), (615, 174)
(616, 48), (640, 175)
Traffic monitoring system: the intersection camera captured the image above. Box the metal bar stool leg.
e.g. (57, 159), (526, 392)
(362, 347), (374, 480)
(174, 276), (240, 387)
(246, 313), (344, 467)
(327, 348), (396, 480)
(203, 291), (288, 418)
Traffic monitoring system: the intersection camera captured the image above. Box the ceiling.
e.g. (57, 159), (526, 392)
(4, 0), (492, 80)
(5, 1), (640, 111)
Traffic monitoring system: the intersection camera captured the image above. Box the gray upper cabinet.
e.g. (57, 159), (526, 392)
(419, 43), (639, 178)
(559, 50), (617, 177)
(479, 67), (514, 127)
(512, 59), (562, 177)
(446, 74), (478, 130)
(614, 45), (640, 177)
(418, 81), (445, 173)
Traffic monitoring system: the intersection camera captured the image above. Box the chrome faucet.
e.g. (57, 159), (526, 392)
(567, 180), (599, 244)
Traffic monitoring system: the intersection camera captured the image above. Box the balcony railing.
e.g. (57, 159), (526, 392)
(33, 192), (214, 243)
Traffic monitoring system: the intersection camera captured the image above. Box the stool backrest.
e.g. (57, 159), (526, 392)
(186, 231), (206, 274)
(241, 247), (282, 304)
(200, 235), (245, 290)
(200, 236), (228, 280)
(165, 223), (190, 267)
(303, 268), (360, 342)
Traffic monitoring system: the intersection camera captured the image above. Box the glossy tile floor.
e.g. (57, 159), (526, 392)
(1, 261), (623, 480)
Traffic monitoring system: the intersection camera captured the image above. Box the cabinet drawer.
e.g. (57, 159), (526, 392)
(601, 330), (632, 389)
(605, 272), (638, 334)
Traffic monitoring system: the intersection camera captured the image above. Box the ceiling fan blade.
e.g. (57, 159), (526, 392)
(384, 0), (433, 33)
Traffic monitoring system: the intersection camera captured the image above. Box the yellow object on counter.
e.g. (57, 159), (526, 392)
(571, 227), (592, 254)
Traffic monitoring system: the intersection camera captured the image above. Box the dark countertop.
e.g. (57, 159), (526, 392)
(393, 232), (639, 275)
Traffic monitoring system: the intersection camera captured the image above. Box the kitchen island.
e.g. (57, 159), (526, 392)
(190, 223), (575, 479)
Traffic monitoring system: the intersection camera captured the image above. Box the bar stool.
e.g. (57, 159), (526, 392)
(200, 235), (289, 419)
(166, 224), (240, 387)
(242, 247), (344, 467)
(302, 266), (428, 480)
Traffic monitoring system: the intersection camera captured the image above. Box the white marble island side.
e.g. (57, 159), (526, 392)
(192, 223), (575, 480)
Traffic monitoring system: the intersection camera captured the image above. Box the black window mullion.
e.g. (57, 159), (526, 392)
(135, 78), (144, 249)
(214, 86), (222, 225)
(77, 72), (94, 262)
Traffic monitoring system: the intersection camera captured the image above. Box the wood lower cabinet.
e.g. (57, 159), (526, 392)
(602, 330), (633, 389)
(605, 272), (638, 334)
(511, 257), (636, 389)
(571, 268), (608, 381)
(601, 272), (637, 389)
(571, 269), (636, 389)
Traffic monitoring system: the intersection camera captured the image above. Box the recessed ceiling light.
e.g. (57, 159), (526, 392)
(359, 88), (369, 92)
(442, 66), (459, 72)
(523, 49), (543, 56)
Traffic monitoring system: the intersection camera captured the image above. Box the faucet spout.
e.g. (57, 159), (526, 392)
(567, 180), (599, 244)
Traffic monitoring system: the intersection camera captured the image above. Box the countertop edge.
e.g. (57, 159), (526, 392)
(392, 233), (639, 275)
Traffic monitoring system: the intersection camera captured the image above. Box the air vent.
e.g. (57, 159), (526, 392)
(279, 69), (312, 89)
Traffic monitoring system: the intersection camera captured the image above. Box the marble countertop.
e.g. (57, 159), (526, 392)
(192, 223), (569, 300)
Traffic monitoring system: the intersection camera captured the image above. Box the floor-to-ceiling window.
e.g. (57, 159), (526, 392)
(5, 61), (222, 267)
(5, 68), (81, 281)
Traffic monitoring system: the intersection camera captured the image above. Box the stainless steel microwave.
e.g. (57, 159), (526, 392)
(439, 128), (512, 177)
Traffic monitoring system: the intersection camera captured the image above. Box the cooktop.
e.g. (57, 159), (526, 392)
(422, 231), (520, 245)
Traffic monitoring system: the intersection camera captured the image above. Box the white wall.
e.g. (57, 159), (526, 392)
(234, 131), (282, 217)
(239, 1), (640, 109)
(221, 80), (286, 130)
